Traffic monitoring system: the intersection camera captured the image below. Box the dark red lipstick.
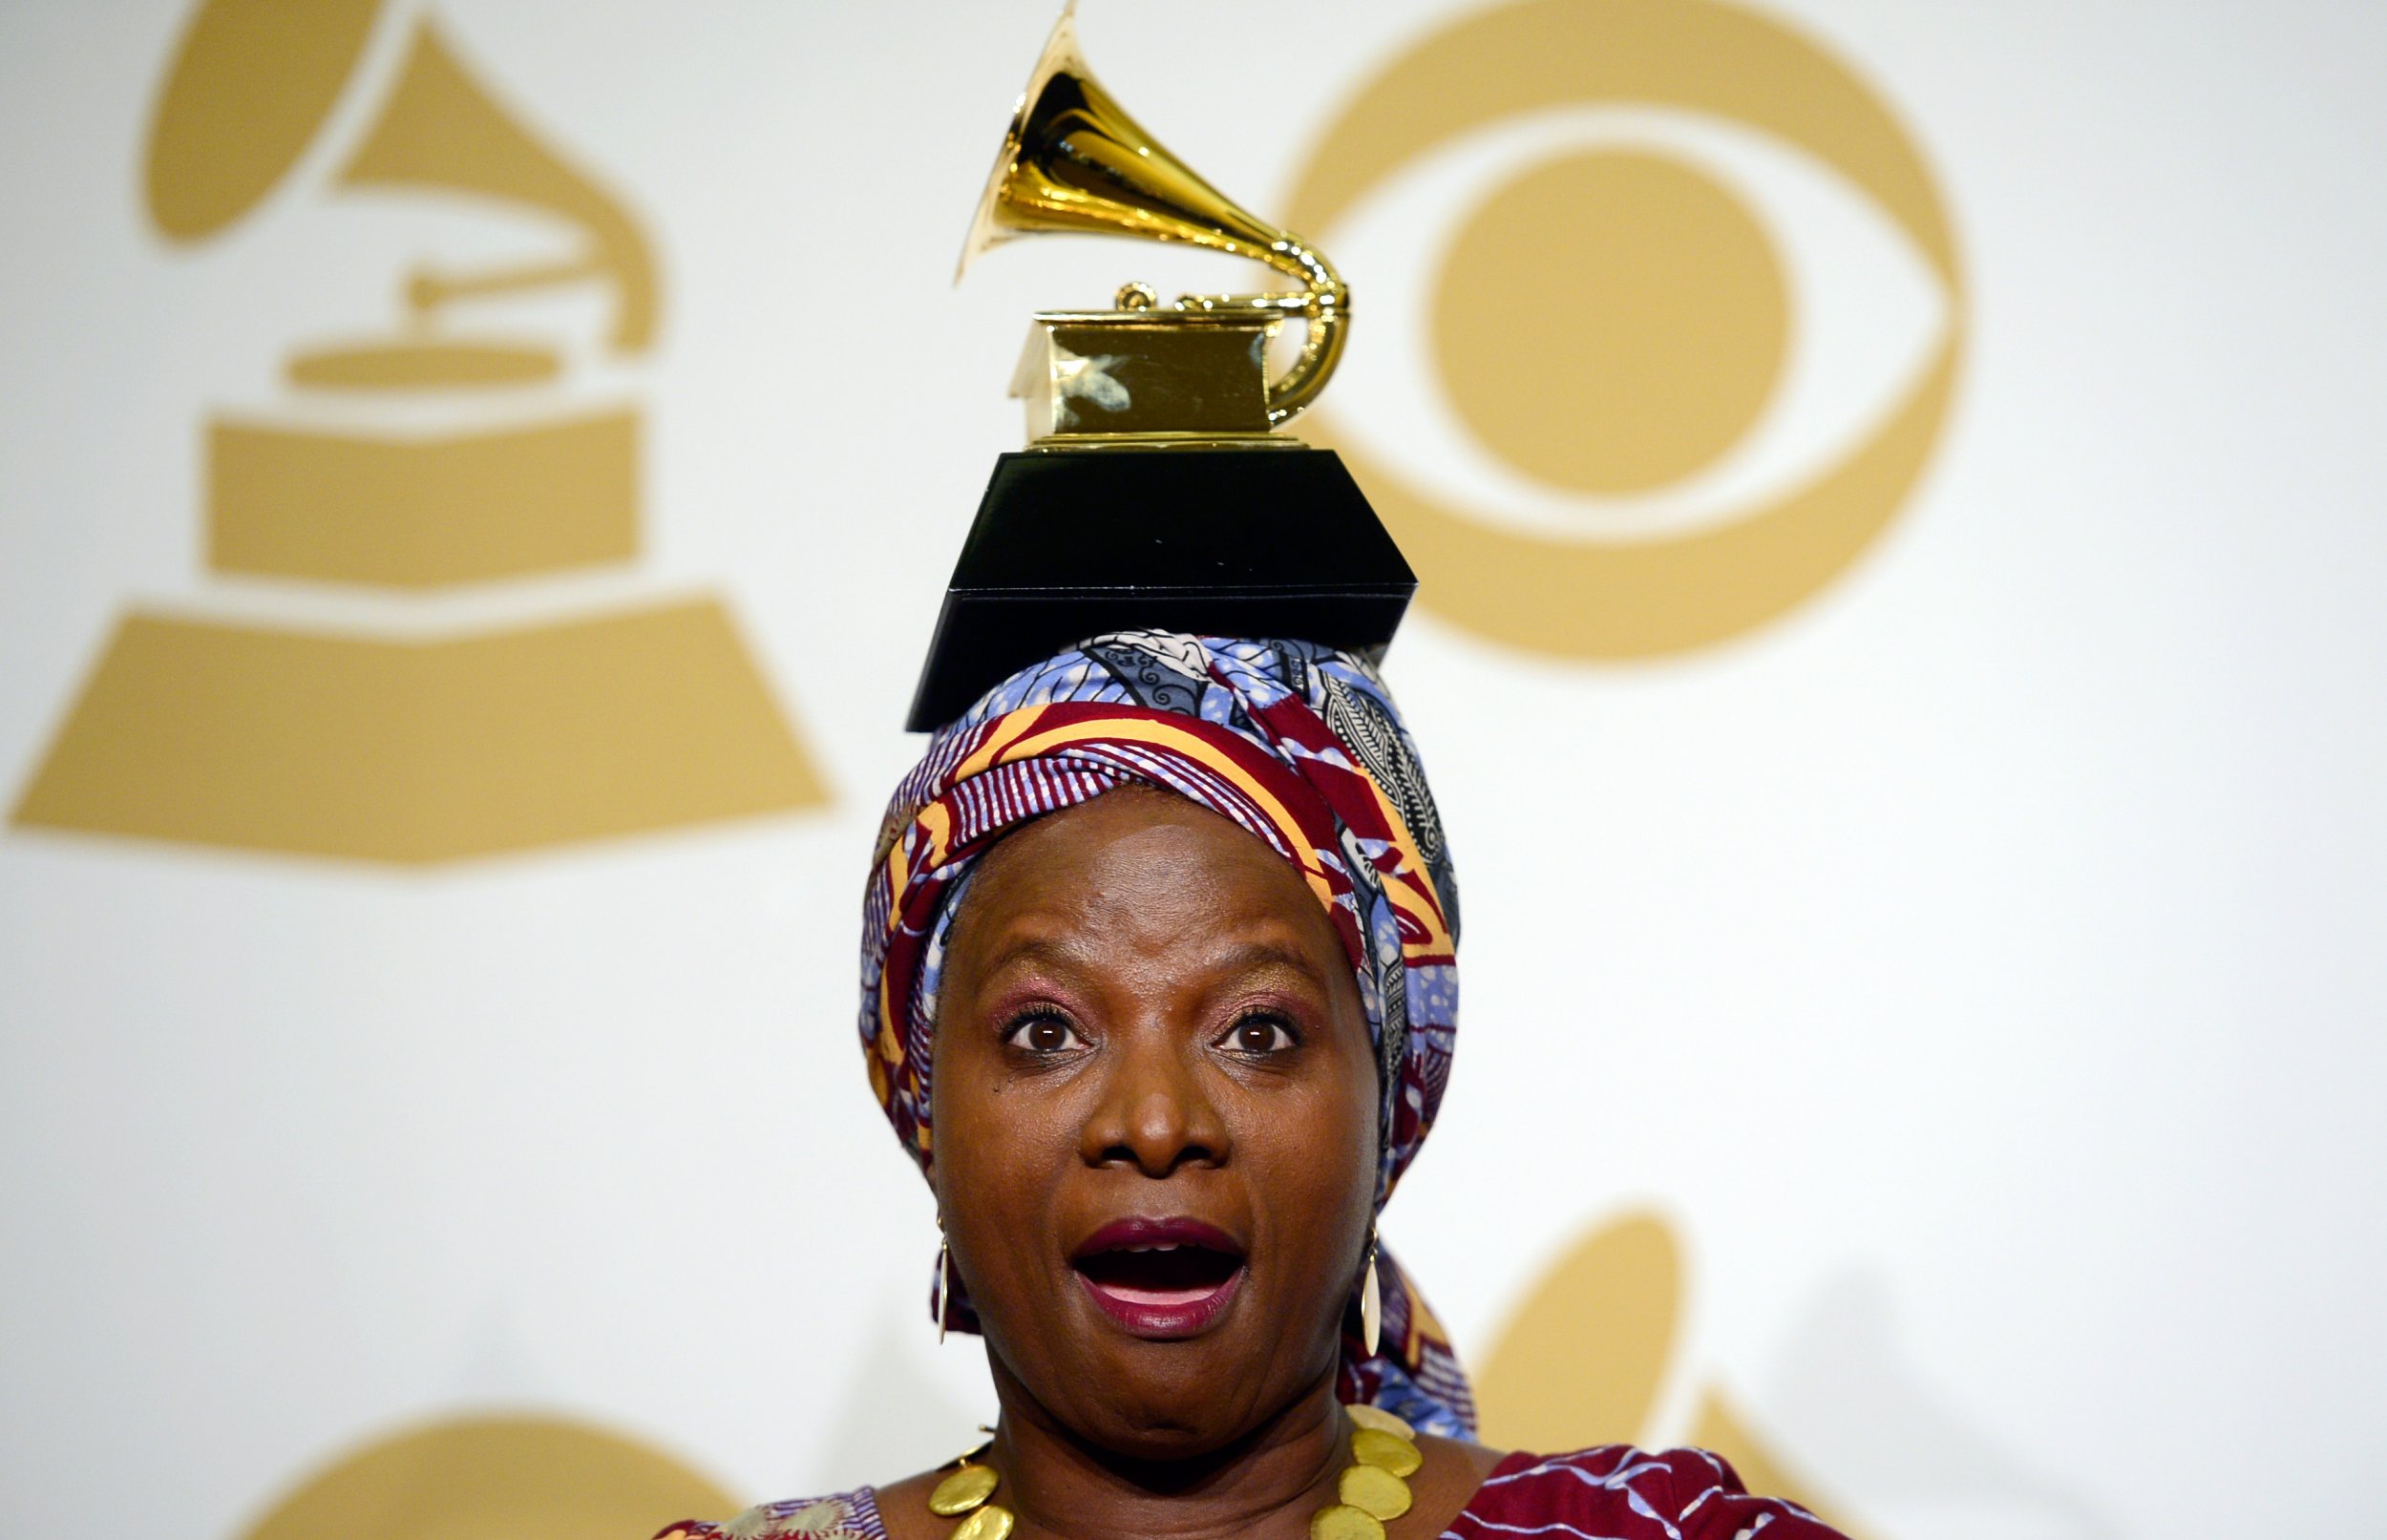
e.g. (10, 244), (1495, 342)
(1070, 1217), (1248, 1340)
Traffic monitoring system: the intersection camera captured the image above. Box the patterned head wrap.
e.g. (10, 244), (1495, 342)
(860, 631), (1476, 1437)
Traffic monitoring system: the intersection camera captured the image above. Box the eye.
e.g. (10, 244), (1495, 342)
(1280, 5), (1969, 662)
(1317, 108), (1951, 537)
(1222, 1014), (1297, 1056)
(1003, 1010), (1087, 1055)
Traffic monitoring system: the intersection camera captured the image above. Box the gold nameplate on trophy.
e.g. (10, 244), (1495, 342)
(1009, 297), (1276, 441)
(960, 3), (1347, 450)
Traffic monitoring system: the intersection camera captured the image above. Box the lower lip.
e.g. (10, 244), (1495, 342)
(1075, 1264), (1246, 1340)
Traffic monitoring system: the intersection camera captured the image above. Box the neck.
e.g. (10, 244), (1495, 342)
(983, 1359), (1347, 1540)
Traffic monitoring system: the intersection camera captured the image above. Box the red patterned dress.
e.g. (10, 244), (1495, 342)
(656, 1445), (1849, 1540)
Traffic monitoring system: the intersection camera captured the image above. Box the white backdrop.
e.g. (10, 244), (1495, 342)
(3, 1), (2383, 1537)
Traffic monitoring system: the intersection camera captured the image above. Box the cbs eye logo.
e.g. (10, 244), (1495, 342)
(1286, 0), (1965, 658)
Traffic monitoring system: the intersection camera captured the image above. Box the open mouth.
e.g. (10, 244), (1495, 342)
(1070, 1217), (1248, 1340)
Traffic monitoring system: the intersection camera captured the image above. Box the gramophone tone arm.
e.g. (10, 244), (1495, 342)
(1171, 242), (1348, 426)
(405, 254), (611, 318)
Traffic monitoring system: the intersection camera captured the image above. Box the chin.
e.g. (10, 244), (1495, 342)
(1013, 1297), (1335, 1460)
(1066, 1370), (1278, 1460)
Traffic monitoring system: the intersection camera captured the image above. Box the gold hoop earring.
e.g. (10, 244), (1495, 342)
(1361, 1231), (1383, 1359)
(938, 1235), (952, 1345)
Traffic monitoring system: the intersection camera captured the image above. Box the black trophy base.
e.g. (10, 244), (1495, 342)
(905, 448), (1416, 730)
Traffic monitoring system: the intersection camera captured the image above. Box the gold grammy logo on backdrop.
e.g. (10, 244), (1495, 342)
(11, 0), (827, 862)
(1475, 1213), (1867, 1534)
(1476, 1212), (2111, 1536)
(1284, 0), (1965, 658)
(233, 1414), (737, 1540)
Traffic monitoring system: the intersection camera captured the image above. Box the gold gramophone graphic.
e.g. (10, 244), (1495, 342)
(13, 0), (825, 863)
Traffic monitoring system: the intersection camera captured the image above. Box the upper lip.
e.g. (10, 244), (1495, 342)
(1070, 1215), (1247, 1263)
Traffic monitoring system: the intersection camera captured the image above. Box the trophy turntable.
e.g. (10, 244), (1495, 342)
(908, 3), (1415, 728)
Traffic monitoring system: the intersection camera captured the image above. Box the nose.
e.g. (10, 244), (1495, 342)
(1081, 1026), (1229, 1177)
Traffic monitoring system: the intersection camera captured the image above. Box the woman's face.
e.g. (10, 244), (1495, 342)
(930, 788), (1380, 1459)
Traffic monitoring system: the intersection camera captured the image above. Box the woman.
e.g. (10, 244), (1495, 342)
(661, 631), (1846, 1540)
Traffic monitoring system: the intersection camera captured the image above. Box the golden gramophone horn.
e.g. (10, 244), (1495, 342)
(144, 1), (655, 358)
(958, 2), (1347, 426)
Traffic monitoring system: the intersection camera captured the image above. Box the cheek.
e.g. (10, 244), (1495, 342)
(931, 1040), (1046, 1210)
(1236, 1061), (1382, 1257)
(928, 1040), (1084, 1301)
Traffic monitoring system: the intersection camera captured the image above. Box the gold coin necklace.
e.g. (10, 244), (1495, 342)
(1311, 1404), (1424, 1540)
(925, 1405), (1425, 1540)
(926, 1446), (1011, 1540)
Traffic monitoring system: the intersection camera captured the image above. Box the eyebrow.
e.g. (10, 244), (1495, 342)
(973, 931), (1336, 990)
(1205, 938), (1337, 989)
(972, 934), (1083, 979)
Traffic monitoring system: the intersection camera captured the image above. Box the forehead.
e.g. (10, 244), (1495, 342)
(950, 787), (1336, 961)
